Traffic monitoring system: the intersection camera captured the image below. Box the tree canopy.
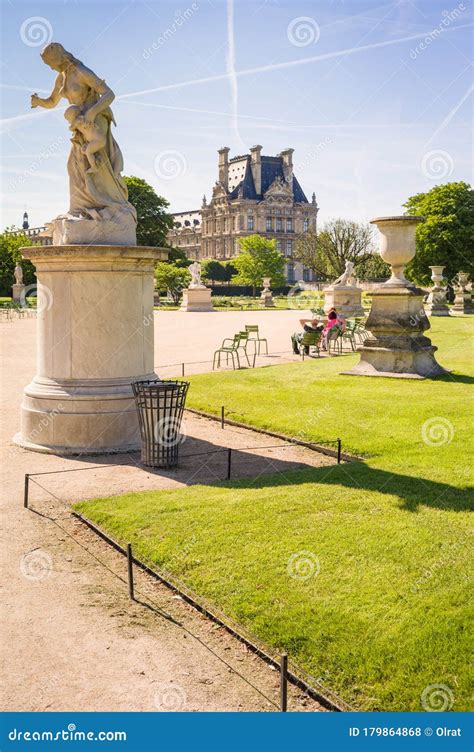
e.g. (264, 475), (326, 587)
(403, 182), (474, 286)
(0, 229), (34, 296)
(124, 176), (174, 247)
(232, 234), (286, 294)
(315, 219), (374, 279)
(154, 263), (190, 304)
(201, 259), (237, 283)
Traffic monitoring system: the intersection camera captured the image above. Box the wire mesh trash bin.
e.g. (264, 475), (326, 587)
(132, 379), (189, 467)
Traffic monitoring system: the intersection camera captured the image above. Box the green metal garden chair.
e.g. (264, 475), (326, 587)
(298, 330), (321, 358)
(327, 325), (343, 355)
(213, 335), (243, 370)
(244, 325), (268, 355)
(237, 332), (252, 366)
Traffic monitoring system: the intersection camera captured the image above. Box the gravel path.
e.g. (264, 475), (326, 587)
(1, 313), (331, 712)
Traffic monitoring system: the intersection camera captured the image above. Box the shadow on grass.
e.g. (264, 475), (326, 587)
(220, 462), (473, 513)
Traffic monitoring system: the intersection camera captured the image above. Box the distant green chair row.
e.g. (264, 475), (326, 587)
(212, 325), (268, 370)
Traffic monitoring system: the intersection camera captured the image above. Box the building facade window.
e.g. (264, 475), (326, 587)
(303, 218), (309, 231)
(247, 214), (254, 231)
(287, 263), (295, 282)
(276, 239), (282, 252)
(266, 217), (272, 232)
(303, 268), (311, 282)
(286, 218), (293, 232)
(286, 240), (292, 256)
(276, 217), (283, 231)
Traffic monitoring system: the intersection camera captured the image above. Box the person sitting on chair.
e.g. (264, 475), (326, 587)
(291, 317), (323, 355)
(321, 308), (341, 350)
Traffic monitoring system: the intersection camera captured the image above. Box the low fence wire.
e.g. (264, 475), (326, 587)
(24, 466), (354, 713)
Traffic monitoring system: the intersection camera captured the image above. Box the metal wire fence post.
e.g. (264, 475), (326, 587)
(221, 405), (225, 429)
(226, 448), (232, 480)
(280, 652), (288, 712)
(337, 438), (342, 464)
(24, 474), (29, 509)
(127, 543), (135, 601)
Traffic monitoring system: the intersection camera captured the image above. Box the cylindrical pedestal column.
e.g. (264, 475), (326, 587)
(14, 244), (168, 454)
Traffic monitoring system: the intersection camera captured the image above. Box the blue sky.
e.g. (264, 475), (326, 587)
(1, 0), (472, 229)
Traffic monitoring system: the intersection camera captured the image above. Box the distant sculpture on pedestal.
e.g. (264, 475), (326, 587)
(451, 272), (473, 315)
(323, 260), (364, 318)
(12, 263), (25, 303)
(189, 261), (205, 288)
(425, 266), (449, 317)
(30, 42), (136, 246)
(260, 277), (274, 307)
(181, 262), (213, 311)
(345, 216), (448, 379)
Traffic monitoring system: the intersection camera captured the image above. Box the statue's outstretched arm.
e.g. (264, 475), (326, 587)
(31, 74), (63, 109)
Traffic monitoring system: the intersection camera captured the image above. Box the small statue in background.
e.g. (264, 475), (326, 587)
(14, 263), (24, 285)
(189, 261), (204, 288)
(333, 260), (355, 287)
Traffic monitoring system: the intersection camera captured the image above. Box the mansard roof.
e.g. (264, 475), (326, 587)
(228, 154), (309, 203)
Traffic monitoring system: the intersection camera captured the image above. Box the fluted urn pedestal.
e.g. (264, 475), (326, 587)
(14, 244), (168, 454)
(345, 216), (448, 379)
(451, 273), (473, 315)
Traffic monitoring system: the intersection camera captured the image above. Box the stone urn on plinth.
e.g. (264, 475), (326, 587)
(451, 272), (473, 316)
(345, 215), (448, 379)
(180, 262), (213, 311)
(260, 277), (274, 307)
(425, 265), (449, 316)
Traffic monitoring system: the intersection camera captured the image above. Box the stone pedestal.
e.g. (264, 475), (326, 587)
(345, 285), (448, 379)
(425, 288), (449, 316)
(12, 283), (26, 304)
(323, 285), (364, 318)
(451, 281), (473, 315)
(180, 286), (213, 312)
(14, 244), (168, 454)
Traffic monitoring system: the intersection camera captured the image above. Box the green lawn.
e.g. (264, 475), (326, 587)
(76, 317), (473, 711)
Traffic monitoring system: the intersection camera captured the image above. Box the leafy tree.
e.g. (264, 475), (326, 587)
(316, 219), (374, 279)
(124, 176), (174, 247)
(0, 229), (34, 296)
(167, 246), (192, 268)
(154, 263), (190, 304)
(403, 182), (474, 286)
(232, 234), (286, 296)
(201, 259), (237, 283)
(293, 227), (330, 280)
(356, 253), (390, 281)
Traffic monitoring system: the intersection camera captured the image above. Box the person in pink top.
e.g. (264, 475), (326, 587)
(321, 308), (342, 350)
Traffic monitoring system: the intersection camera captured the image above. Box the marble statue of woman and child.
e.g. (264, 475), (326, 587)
(31, 42), (136, 246)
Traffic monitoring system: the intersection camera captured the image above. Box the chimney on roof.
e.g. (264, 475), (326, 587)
(218, 147), (230, 190)
(279, 148), (294, 188)
(249, 145), (262, 195)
